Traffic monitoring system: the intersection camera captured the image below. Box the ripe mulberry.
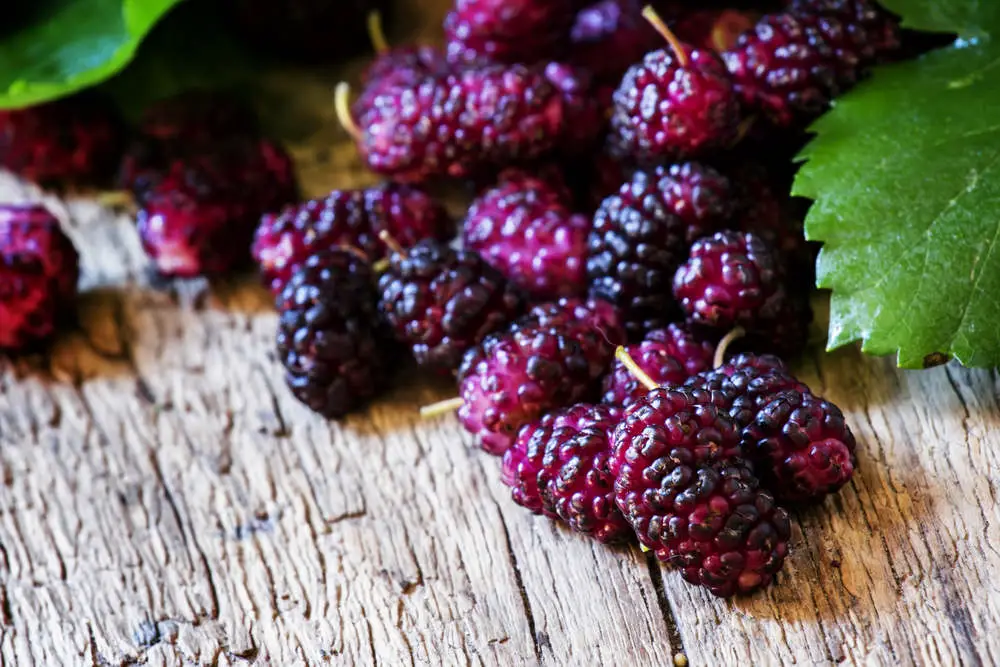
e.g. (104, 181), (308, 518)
(137, 140), (296, 277)
(609, 10), (740, 163)
(349, 64), (565, 183)
(354, 47), (453, 118)
(620, 458), (792, 597)
(444, 0), (575, 65)
(789, 0), (901, 57)
(673, 231), (786, 331)
(586, 169), (688, 338)
(464, 174), (589, 300)
(723, 13), (850, 127)
(458, 300), (620, 454)
(254, 183), (450, 295)
(503, 403), (632, 543)
(0, 95), (124, 186)
(378, 239), (523, 373)
(0, 205), (79, 350)
(743, 390), (857, 502)
(601, 324), (714, 407)
(656, 162), (735, 244)
(276, 250), (393, 418)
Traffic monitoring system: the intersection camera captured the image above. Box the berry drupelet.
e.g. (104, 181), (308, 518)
(444, 0), (575, 65)
(344, 64), (566, 183)
(0, 205), (79, 350)
(455, 300), (621, 455)
(503, 403), (632, 543)
(253, 183), (451, 295)
(743, 390), (857, 503)
(586, 169), (689, 339)
(611, 386), (791, 596)
(378, 238), (523, 374)
(609, 8), (741, 164)
(464, 173), (590, 300)
(0, 94), (124, 186)
(601, 324), (714, 407)
(276, 249), (393, 418)
(673, 231), (786, 332)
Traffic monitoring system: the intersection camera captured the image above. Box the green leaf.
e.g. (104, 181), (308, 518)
(101, 1), (259, 121)
(795, 27), (1000, 367)
(0, 0), (184, 110)
(878, 0), (1000, 37)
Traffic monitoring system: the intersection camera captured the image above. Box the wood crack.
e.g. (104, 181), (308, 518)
(494, 503), (541, 664)
(644, 553), (685, 660)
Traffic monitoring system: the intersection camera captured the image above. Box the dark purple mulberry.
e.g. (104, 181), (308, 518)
(743, 390), (857, 502)
(137, 140), (297, 277)
(619, 457), (792, 597)
(0, 94), (124, 186)
(276, 249), (393, 418)
(458, 300), (621, 454)
(723, 12), (868, 127)
(378, 239), (523, 374)
(789, 0), (901, 57)
(658, 162), (735, 243)
(610, 386), (790, 596)
(586, 169), (689, 338)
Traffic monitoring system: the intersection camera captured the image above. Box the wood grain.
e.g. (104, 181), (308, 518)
(1, 2), (999, 665)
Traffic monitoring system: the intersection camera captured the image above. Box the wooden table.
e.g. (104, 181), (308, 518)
(2, 4), (1000, 664)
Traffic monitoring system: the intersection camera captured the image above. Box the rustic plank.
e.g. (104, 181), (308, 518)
(2, 1), (1000, 664)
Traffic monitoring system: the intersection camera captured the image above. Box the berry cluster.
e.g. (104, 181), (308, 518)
(0, 0), (921, 603)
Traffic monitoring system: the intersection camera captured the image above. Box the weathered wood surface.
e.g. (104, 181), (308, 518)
(2, 3), (1000, 665)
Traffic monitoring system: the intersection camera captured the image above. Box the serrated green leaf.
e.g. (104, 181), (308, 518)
(794, 39), (1000, 368)
(0, 0), (184, 110)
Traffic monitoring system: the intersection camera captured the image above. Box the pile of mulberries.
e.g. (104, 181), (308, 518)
(1, 0), (933, 603)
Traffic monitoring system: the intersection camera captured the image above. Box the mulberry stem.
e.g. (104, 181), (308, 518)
(713, 326), (746, 369)
(420, 397), (465, 418)
(642, 6), (689, 67)
(367, 11), (389, 54)
(334, 83), (362, 141)
(378, 230), (406, 256)
(615, 346), (658, 391)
